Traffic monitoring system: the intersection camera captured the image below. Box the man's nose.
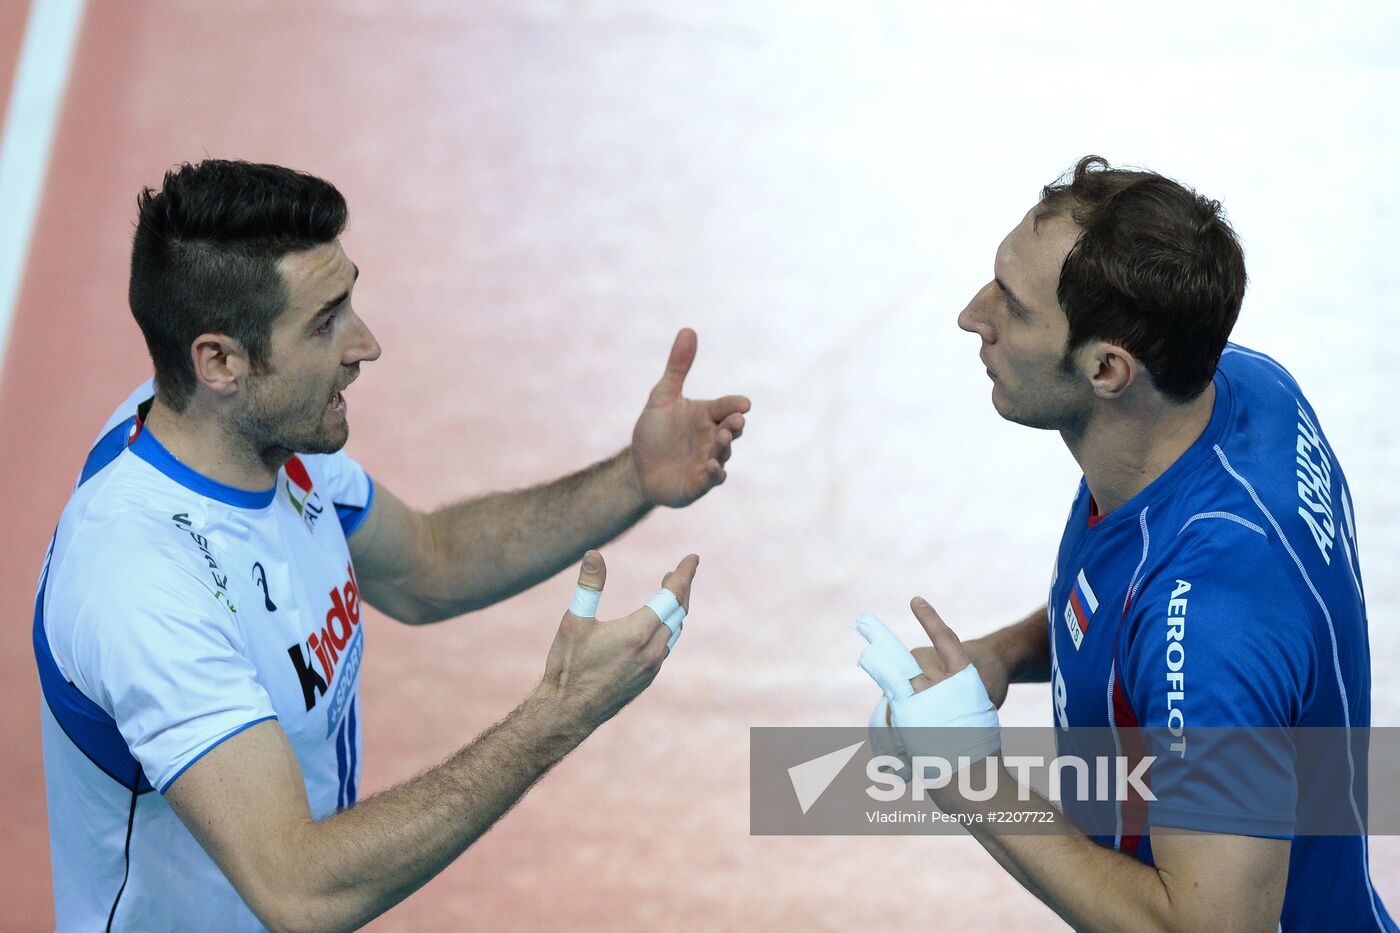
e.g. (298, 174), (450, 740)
(957, 284), (994, 341)
(348, 313), (382, 365)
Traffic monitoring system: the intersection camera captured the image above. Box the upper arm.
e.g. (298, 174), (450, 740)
(346, 479), (438, 624)
(296, 449), (436, 623)
(1122, 528), (1314, 837)
(1150, 829), (1290, 931)
(48, 538), (279, 793)
(1117, 528), (1304, 928)
(164, 720), (317, 931)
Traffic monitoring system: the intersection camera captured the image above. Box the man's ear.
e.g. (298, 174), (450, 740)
(190, 333), (250, 398)
(1082, 342), (1139, 400)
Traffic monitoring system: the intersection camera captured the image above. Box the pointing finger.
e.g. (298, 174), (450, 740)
(910, 597), (970, 674)
(659, 553), (700, 614)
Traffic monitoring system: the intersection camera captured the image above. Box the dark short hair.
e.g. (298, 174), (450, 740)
(1036, 155), (1246, 401)
(129, 160), (348, 411)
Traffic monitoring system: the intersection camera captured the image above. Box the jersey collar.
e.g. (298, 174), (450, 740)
(129, 426), (277, 510)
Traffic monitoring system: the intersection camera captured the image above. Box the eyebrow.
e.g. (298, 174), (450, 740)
(309, 264), (360, 322)
(994, 276), (1034, 315)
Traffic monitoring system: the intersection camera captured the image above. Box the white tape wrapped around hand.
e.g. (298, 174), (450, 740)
(645, 589), (686, 650)
(856, 612), (1000, 766)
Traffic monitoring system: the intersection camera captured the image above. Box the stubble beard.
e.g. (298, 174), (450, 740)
(995, 356), (1086, 433)
(234, 372), (349, 469)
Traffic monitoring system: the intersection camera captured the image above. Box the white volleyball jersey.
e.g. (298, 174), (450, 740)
(36, 380), (376, 931)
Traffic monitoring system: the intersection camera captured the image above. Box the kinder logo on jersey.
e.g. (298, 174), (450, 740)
(286, 562), (363, 723)
(1062, 569), (1099, 650)
(284, 456), (325, 532)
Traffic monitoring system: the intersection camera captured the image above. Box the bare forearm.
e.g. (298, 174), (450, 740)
(987, 605), (1050, 683)
(281, 691), (588, 932)
(934, 768), (1177, 932)
(415, 450), (650, 621)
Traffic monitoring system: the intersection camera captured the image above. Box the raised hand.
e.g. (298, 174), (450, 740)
(630, 328), (750, 508)
(540, 549), (699, 732)
(857, 600), (1001, 763)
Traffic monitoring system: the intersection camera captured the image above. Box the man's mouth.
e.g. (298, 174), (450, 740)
(328, 371), (358, 412)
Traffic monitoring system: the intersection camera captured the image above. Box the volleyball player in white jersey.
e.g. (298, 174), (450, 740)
(36, 160), (750, 931)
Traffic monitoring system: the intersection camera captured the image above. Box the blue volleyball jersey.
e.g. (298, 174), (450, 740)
(1047, 345), (1393, 931)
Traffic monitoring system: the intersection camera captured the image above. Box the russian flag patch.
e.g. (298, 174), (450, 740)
(1063, 569), (1099, 650)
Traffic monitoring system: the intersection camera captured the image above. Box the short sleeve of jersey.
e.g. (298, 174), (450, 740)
(1120, 522), (1317, 837)
(298, 450), (375, 538)
(48, 545), (277, 793)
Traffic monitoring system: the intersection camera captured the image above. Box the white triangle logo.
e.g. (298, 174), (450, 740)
(787, 741), (865, 815)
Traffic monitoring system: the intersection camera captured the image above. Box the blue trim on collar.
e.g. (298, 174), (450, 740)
(79, 415), (139, 488)
(129, 428), (277, 509)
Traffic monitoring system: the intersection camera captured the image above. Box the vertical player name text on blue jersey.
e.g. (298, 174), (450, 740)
(1294, 404), (1335, 564)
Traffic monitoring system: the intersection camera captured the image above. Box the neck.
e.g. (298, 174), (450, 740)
(142, 396), (286, 491)
(1061, 380), (1216, 516)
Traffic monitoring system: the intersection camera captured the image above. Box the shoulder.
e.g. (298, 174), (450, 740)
(1218, 343), (1302, 391)
(1137, 516), (1311, 631)
(46, 460), (242, 667)
(1129, 516), (1320, 669)
(290, 451), (375, 536)
(1122, 519), (1318, 719)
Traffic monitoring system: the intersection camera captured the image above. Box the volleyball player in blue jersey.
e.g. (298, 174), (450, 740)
(859, 157), (1393, 930)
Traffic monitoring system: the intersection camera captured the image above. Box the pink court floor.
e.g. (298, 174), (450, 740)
(3, 2), (1398, 929)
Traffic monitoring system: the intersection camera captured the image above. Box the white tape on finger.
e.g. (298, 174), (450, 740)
(855, 613), (922, 699)
(646, 589), (680, 620)
(646, 590), (685, 648)
(855, 613), (1001, 770)
(666, 602), (688, 647)
(570, 586), (601, 618)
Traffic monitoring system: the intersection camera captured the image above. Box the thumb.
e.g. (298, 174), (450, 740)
(567, 550), (607, 619)
(578, 549), (607, 592)
(648, 328), (697, 405)
(909, 597), (969, 674)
